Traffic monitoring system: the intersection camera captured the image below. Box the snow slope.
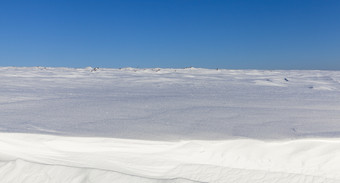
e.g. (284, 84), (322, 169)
(1, 67), (340, 182)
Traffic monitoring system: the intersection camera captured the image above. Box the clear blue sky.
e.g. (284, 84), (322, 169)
(1, 0), (339, 69)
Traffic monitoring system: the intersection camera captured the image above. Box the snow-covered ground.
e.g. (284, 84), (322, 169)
(1, 67), (340, 182)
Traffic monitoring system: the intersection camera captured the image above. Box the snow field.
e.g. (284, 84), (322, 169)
(1, 67), (340, 182)
(1, 67), (340, 140)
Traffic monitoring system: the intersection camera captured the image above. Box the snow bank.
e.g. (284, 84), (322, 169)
(0, 133), (340, 183)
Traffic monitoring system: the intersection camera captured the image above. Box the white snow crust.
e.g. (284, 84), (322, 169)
(1, 67), (340, 182)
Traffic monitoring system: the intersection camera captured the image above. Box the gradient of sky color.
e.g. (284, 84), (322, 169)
(1, 0), (339, 69)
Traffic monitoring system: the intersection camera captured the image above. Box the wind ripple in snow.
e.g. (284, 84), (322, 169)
(0, 159), (201, 183)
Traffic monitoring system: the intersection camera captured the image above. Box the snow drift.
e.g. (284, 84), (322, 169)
(1, 67), (340, 182)
(1, 133), (340, 183)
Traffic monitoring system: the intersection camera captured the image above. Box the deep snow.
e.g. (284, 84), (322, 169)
(1, 67), (340, 182)
(1, 133), (340, 183)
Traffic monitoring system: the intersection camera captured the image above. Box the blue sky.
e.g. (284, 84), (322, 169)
(0, 0), (339, 69)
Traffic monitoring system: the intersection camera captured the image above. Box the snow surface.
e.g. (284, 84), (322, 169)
(1, 67), (340, 182)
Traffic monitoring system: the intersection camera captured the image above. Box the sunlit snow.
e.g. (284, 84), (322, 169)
(1, 67), (340, 182)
